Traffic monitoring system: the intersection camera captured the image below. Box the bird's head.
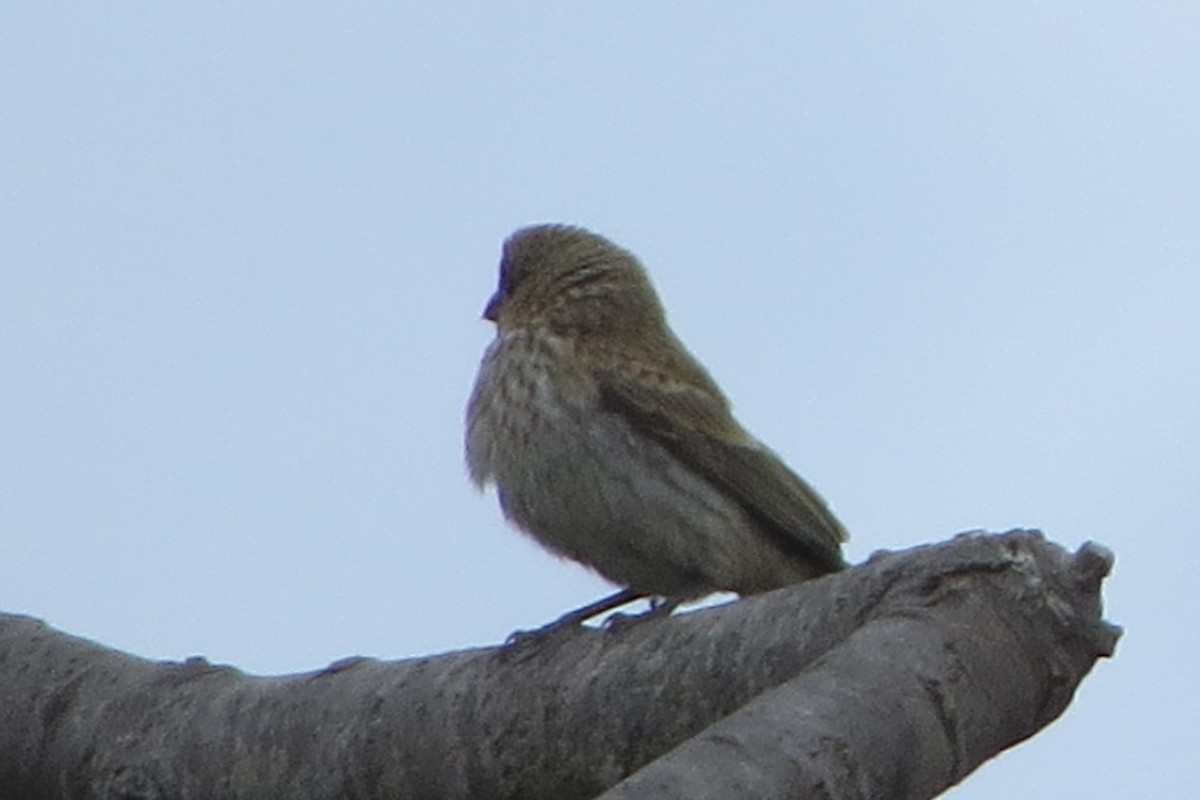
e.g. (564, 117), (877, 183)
(483, 225), (668, 337)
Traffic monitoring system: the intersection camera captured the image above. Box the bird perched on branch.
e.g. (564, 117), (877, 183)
(466, 224), (847, 623)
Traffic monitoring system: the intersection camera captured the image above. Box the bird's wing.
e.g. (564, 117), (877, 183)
(596, 362), (847, 571)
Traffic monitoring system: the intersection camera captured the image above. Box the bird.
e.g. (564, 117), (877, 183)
(465, 224), (847, 623)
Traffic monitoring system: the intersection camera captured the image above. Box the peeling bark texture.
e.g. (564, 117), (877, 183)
(0, 530), (1118, 800)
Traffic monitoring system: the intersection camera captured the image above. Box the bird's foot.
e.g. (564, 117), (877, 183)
(503, 588), (649, 648)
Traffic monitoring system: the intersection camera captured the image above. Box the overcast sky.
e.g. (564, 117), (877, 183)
(2, 4), (1196, 797)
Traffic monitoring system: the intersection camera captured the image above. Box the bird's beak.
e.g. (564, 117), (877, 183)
(482, 290), (503, 322)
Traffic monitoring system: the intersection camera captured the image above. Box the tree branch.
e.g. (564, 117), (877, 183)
(0, 530), (1118, 800)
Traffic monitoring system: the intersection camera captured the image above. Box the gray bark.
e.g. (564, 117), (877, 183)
(0, 530), (1118, 800)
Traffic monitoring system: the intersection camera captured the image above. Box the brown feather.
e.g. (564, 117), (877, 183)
(595, 363), (847, 572)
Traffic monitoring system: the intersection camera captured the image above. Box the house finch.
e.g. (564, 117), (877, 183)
(466, 224), (847, 611)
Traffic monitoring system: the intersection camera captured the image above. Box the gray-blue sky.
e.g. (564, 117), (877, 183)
(1, 5), (1195, 797)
